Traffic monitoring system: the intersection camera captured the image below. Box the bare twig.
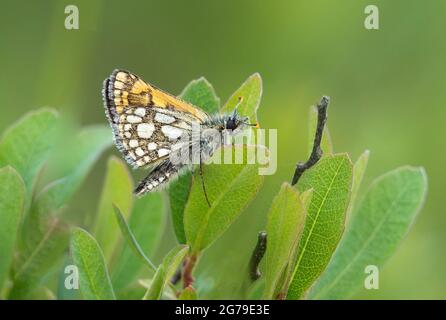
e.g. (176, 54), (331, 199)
(249, 231), (267, 282)
(291, 96), (330, 186)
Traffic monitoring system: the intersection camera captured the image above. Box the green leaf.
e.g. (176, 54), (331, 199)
(220, 73), (262, 146)
(169, 76), (262, 246)
(112, 205), (156, 271)
(57, 253), (80, 300)
(11, 126), (112, 298)
(169, 173), (192, 244)
(308, 166), (428, 300)
(263, 183), (307, 299)
(93, 156), (133, 262)
(22, 125), (112, 248)
(70, 228), (116, 300)
(307, 105), (333, 157)
(8, 217), (69, 299)
(0, 167), (25, 292)
(180, 77), (220, 113)
(184, 145), (265, 253)
(111, 197), (165, 291)
(138, 278), (177, 300)
(169, 78), (220, 244)
(345, 150), (370, 223)
(220, 73), (262, 124)
(32, 125), (113, 214)
(0, 109), (58, 201)
(143, 245), (189, 300)
(280, 189), (313, 293)
(286, 154), (353, 299)
(179, 286), (198, 300)
(26, 286), (56, 300)
(247, 278), (266, 300)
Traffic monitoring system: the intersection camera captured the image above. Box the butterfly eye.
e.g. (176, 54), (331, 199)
(225, 118), (237, 130)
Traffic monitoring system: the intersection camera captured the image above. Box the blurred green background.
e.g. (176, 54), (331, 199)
(1, 0), (444, 299)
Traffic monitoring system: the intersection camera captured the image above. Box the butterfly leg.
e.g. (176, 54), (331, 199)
(199, 159), (211, 208)
(196, 138), (212, 208)
(134, 160), (180, 197)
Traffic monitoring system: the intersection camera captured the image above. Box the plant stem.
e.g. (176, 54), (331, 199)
(276, 292), (286, 300)
(182, 254), (198, 288)
(291, 96), (330, 186)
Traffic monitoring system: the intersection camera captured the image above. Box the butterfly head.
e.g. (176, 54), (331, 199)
(223, 97), (258, 133)
(224, 108), (245, 130)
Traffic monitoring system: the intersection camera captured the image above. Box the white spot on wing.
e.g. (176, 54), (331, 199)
(114, 81), (124, 89)
(135, 107), (146, 117)
(158, 148), (171, 157)
(155, 113), (176, 124)
(161, 125), (183, 140)
(127, 115), (142, 123)
(116, 72), (127, 81)
(129, 140), (138, 148)
(148, 142), (157, 150)
(135, 147), (145, 157)
(137, 123), (155, 138)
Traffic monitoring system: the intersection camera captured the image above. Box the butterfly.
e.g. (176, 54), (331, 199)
(102, 69), (254, 204)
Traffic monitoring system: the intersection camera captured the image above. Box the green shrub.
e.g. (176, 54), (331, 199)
(0, 75), (427, 300)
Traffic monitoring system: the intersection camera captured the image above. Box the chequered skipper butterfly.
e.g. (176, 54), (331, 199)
(103, 70), (254, 202)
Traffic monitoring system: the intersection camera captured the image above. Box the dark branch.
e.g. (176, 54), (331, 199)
(291, 96), (329, 186)
(249, 231), (267, 282)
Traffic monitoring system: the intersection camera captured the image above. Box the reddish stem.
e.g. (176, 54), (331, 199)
(182, 254), (197, 288)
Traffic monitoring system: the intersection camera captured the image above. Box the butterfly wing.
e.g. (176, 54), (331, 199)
(103, 69), (209, 168)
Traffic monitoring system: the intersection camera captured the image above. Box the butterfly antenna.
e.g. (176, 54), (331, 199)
(232, 97), (244, 117)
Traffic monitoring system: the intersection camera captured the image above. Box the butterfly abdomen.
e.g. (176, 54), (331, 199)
(134, 160), (181, 196)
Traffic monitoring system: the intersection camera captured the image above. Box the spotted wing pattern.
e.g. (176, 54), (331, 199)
(103, 69), (209, 169)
